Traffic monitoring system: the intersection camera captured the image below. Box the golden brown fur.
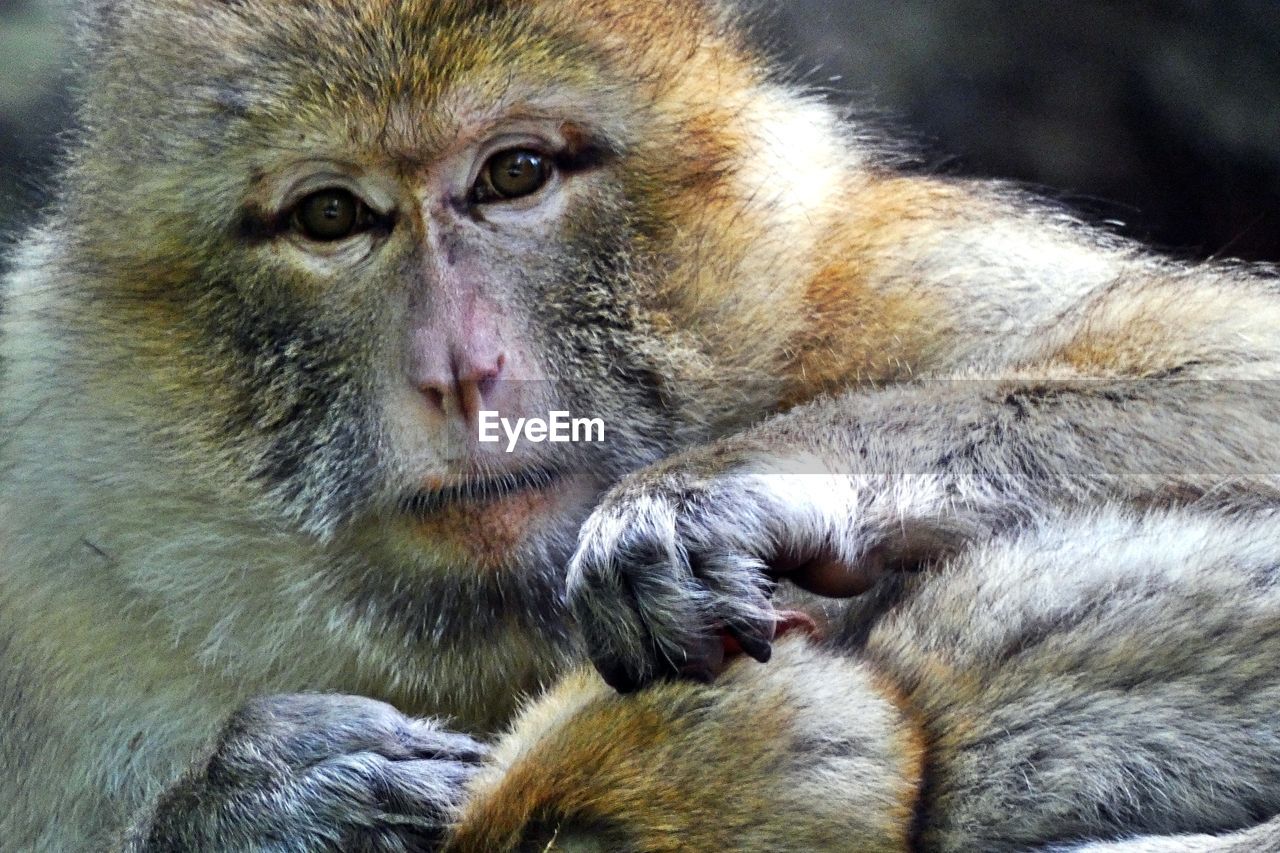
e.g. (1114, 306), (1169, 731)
(1, 1), (1279, 849)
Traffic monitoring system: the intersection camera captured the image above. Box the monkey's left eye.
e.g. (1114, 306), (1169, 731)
(292, 188), (369, 242)
(474, 149), (552, 203)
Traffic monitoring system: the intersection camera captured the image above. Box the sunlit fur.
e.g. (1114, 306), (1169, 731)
(3, 0), (1280, 849)
(453, 507), (1280, 852)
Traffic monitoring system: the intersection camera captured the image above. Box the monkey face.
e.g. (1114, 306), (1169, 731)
(223, 90), (655, 561)
(64, 0), (763, 569)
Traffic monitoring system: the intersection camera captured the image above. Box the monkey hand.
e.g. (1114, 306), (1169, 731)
(123, 694), (486, 852)
(567, 438), (982, 693)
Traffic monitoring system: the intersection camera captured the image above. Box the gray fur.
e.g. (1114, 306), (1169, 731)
(2, 0), (1279, 850)
(122, 695), (487, 852)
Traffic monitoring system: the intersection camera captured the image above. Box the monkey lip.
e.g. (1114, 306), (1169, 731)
(400, 463), (566, 517)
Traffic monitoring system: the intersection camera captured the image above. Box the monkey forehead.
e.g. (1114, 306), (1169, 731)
(78, 0), (756, 163)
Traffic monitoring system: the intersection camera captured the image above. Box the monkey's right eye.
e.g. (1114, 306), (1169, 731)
(292, 188), (365, 242)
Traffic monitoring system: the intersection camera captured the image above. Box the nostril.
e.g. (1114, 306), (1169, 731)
(476, 374), (497, 402)
(422, 385), (446, 413)
(416, 351), (507, 424)
(475, 354), (506, 403)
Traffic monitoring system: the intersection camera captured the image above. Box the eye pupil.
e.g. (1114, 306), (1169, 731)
(483, 150), (550, 201)
(296, 189), (360, 241)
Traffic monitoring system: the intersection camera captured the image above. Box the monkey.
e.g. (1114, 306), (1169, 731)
(447, 505), (1280, 852)
(2, 0), (1280, 849)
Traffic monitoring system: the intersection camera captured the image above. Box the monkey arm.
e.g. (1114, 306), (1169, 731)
(778, 173), (1280, 393)
(466, 508), (1280, 851)
(569, 189), (1280, 691)
(568, 372), (1280, 691)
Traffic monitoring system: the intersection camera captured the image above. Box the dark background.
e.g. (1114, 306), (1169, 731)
(4, 0), (1280, 261)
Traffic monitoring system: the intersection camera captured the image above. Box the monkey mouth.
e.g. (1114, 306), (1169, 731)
(400, 464), (567, 517)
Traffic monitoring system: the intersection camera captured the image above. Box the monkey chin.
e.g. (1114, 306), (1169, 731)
(397, 468), (594, 571)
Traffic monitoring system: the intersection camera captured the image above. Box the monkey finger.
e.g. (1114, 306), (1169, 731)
(597, 546), (774, 688)
(694, 551), (777, 664)
(290, 752), (479, 847)
(722, 624), (773, 664)
(719, 609), (821, 668)
(674, 630), (727, 683)
(603, 628), (724, 689)
(585, 592), (715, 693)
(397, 721), (488, 764)
(370, 757), (481, 817)
(574, 534), (714, 690)
(578, 605), (662, 694)
(570, 565), (667, 686)
(572, 574), (665, 694)
(589, 648), (647, 694)
(220, 694), (454, 768)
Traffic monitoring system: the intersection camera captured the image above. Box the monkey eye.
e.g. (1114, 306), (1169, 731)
(291, 188), (371, 242)
(474, 148), (552, 203)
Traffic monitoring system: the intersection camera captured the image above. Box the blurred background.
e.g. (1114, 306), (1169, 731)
(3, 0), (1280, 261)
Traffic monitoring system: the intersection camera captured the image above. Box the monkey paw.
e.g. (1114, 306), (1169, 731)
(566, 446), (892, 693)
(131, 694), (486, 852)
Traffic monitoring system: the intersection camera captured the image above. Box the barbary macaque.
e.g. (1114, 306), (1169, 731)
(1, 0), (1279, 849)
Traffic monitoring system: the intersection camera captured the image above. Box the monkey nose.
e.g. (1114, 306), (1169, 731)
(414, 340), (508, 429)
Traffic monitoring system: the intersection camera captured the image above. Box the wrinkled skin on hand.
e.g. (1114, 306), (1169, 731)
(122, 694), (487, 853)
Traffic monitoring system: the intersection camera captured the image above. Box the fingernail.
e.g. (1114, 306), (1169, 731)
(596, 658), (642, 694)
(739, 634), (772, 663)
